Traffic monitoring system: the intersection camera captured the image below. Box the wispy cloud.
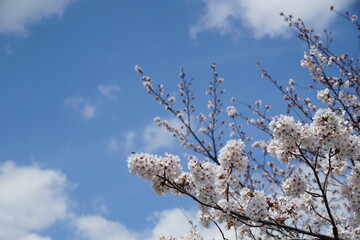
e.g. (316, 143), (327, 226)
(64, 96), (97, 120)
(64, 84), (121, 121)
(139, 117), (182, 153)
(64, 96), (85, 109)
(124, 131), (136, 152)
(142, 121), (176, 152)
(107, 137), (122, 152)
(0, 161), (69, 240)
(81, 104), (97, 120)
(4, 43), (13, 55)
(107, 118), (180, 155)
(107, 131), (136, 154)
(0, 0), (76, 35)
(190, 0), (355, 38)
(91, 197), (109, 216)
(98, 84), (121, 99)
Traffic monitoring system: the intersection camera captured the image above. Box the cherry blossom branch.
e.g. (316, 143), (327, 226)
(295, 145), (339, 240)
(157, 173), (342, 240)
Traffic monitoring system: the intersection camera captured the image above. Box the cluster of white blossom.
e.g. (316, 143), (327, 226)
(128, 153), (183, 195)
(267, 114), (303, 162)
(226, 106), (237, 118)
(267, 108), (359, 171)
(342, 162), (360, 226)
(282, 172), (307, 197)
(300, 46), (326, 82)
(317, 88), (333, 105)
(240, 188), (268, 220)
(129, 140), (263, 229)
(218, 139), (247, 172)
(157, 228), (203, 240)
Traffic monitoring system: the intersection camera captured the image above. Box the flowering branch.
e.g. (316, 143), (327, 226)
(129, 8), (360, 240)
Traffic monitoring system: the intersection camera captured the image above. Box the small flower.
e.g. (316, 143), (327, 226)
(153, 116), (161, 123)
(197, 113), (206, 122)
(143, 81), (151, 87)
(179, 71), (185, 78)
(207, 100), (215, 109)
(135, 65), (143, 74)
(199, 127), (208, 134)
(351, 15), (358, 23)
(226, 106), (237, 118)
(168, 96), (176, 103)
(255, 100), (262, 107)
(176, 111), (183, 117)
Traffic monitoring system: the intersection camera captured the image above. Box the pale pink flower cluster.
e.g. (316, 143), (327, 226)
(342, 163), (360, 226)
(226, 105), (237, 118)
(338, 90), (357, 106)
(157, 228), (203, 240)
(142, 75), (153, 88)
(282, 173), (307, 197)
(311, 109), (349, 149)
(317, 88), (332, 105)
(301, 46), (326, 82)
(241, 188), (268, 220)
(268, 108), (359, 170)
(218, 139), (247, 172)
(128, 153), (182, 195)
(267, 115), (301, 162)
(128, 141), (260, 230)
(188, 158), (219, 204)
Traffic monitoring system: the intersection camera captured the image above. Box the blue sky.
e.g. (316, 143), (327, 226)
(0, 0), (358, 239)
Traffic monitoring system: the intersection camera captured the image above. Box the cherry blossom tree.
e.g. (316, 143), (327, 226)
(128, 8), (360, 240)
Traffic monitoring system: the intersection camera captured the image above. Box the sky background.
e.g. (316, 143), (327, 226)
(0, 0), (359, 239)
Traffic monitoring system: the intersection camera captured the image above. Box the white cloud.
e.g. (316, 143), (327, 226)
(107, 131), (136, 154)
(148, 208), (236, 240)
(116, 118), (183, 154)
(124, 131), (136, 152)
(81, 104), (97, 120)
(0, 161), (233, 240)
(20, 234), (52, 240)
(64, 96), (85, 109)
(0, 0), (75, 34)
(142, 118), (182, 152)
(0, 161), (69, 240)
(64, 96), (97, 120)
(74, 208), (237, 240)
(75, 215), (140, 240)
(98, 84), (121, 99)
(191, 0), (356, 38)
(91, 197), (109, 215)
(107, 137), (122, 152)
